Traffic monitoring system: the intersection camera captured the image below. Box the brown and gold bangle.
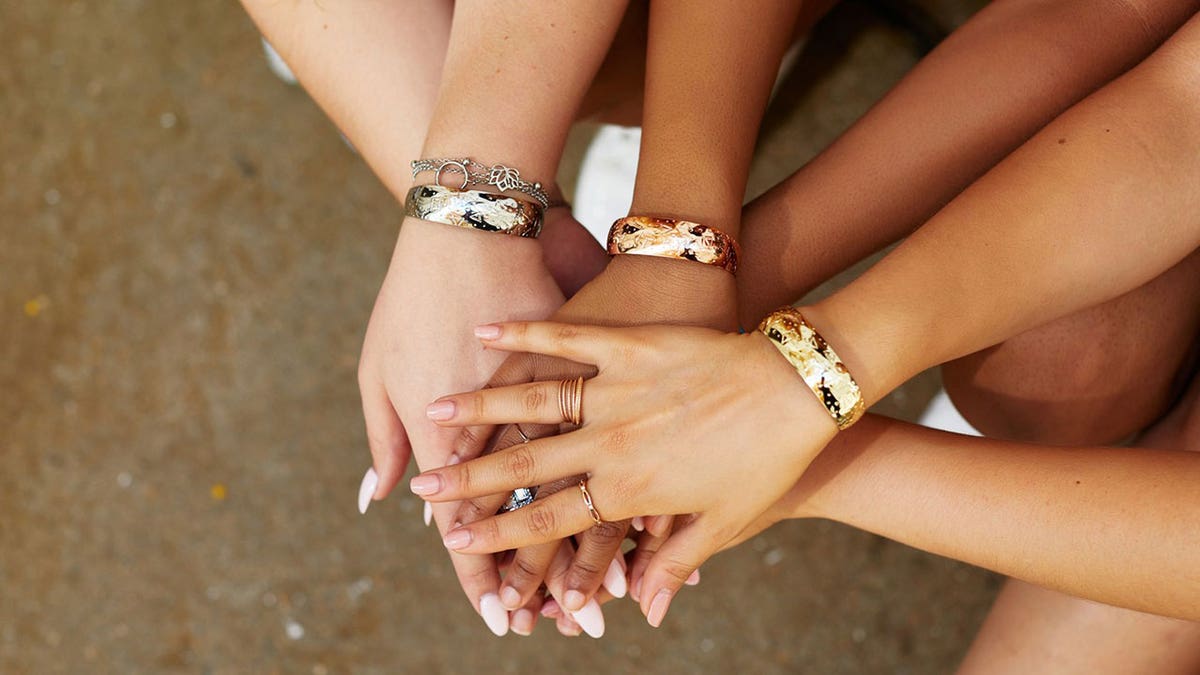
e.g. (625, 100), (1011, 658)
(758, 307), (865, 430)
(606, 216), (740, 274)
(404, 184), (543, 238)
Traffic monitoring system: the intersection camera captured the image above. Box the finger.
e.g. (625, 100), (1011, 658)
(357, 374), (412, 511)
(428, 378), (598, 427)
(441, 487), (597, 553)
(475, 321), (627, 368)
(447, 423), (552, 530)
(627, 526), (669, 603)
(639, 518), (720, 628)
(544, 540), (605, 639)
(429, 500), (509, 637)
(445, 351), (543, 471)
(497, 541), (558, 611)
(561, 520), (630, 614)
(509, 592), (543, 637)
(411, 433), (588, 503)
(645, 514), (674, 539)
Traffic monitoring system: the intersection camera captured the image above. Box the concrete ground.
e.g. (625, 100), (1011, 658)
(2, 1), (999, 672)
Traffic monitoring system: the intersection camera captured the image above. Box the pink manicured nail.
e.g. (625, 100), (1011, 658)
(602, 558), (627, 598)
(563, 590), (586, 613)
(357, 467), (378, 515)
(443, 529), (471, 550)
(570, 598), (605, 639)
(500, 585), (522, 610)
(409, 474), (441, 496)
(631, 516), (645, 532)
(423, 501), (432, 526)
(510, 608), (535, 636)
(647, 589), (673, 628)
(474, 324), (502, 340)
(685, 569), (701, 586)
(426, 400), (456, 421)
(478, 593), (509, 637)
(541, 598), (562, 618)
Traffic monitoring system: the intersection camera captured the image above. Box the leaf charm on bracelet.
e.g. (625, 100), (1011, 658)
(489, 165), (522, 193)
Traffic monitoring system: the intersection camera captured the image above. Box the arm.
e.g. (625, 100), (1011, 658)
(438, 0), (806, 632)
(762, 413), (1200, 620)
(738, 0), (1200, 324)
(805, 12), (1200, 406)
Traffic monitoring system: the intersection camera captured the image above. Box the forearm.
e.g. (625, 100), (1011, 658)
(631, 0), (801, 236)
(793, 414), (1200, 620)
(420, 1), (628, 186)
(240, 0), (450, 202)
(738, 0), (1199, 324)
(807, 16), (1200, 403)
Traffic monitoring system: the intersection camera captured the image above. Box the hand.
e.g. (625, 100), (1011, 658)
(412, 317), (839, 627)
(356, 217), (564, 635)
(432, 255), (737, 635)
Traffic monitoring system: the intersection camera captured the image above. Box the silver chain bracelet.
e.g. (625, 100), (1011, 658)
(411, 157), (552, 208)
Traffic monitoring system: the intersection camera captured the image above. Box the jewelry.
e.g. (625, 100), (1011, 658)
(578, 479), (603, 525)
(404, 184), (542, 238)
(607, 216), (741, 275)
(758, 307), (865, 430)
(412, 157), (552, 208)
(558, 376), (583, 426)
(499, 425), (538, 513)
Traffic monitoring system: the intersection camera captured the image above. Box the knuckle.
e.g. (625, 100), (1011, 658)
(601, 425), (633, 456)
(458, 497), (494, 523)
(522, 385), (548, 416)
(503, 445), (537, 485)
(508, 556), (544, 585)
(553, 324), (579, 343)
(658, 558), (695, 585)
(452, 427), (483, 459)
(587, 520), (626, 545)
(469, 392), (487, 420)
(526, 505), (558, 537)
(568, 557), (605, 581)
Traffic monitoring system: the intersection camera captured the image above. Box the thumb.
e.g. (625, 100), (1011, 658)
(639, 517), (718, 628)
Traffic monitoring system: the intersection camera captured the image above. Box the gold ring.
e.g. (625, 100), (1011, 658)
(578, 479), (603, 525)
(557, 376), (584, 426)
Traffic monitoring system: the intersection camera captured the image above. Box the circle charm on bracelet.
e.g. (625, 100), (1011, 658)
(579, 479), (603, 525)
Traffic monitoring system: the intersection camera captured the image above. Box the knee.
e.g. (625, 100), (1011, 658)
(942, 327), (1179, 446)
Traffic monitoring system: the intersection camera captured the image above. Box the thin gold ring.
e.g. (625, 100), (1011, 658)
(578, 479), (603, 525)
(515, 425), (532, 444)
(557, 376), (584, 426)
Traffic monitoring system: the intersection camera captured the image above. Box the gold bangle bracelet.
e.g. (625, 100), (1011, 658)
(606, 216), (740, 274)
(404, 184), (543, 238)
(758, 307), (865, 430)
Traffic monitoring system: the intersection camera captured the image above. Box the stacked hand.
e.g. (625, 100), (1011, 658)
(410, 316), (839, 628)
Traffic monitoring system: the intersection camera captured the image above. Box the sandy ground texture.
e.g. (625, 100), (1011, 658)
(2, 1), (998, 673)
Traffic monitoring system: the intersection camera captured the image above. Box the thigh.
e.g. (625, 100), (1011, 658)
(943, 248), (1200, 446)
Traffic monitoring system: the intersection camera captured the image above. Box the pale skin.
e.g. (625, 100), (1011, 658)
(411, 12), (1200, 627)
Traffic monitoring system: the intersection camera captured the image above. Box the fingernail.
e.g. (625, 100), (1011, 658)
(647, 589), (673, 628)
(479, 593), (509, 637)
(500, 586), (522, 610)
(423, 501), (432, 527)
(409, 474), (442, 496)
(631, 576), (643, 603)
(563, 589), (586, 613)
(510, 608), (535, 636)
(474, 324), (502, 340)
(570, 598), (605, 638)
(425, 400), (456, 421)
(541, 598), (562, 618)
(631, 516), (645, 532)
(357, 467), (378, 515)
(685, 569), (701, 586)
(442, 529), (471, 550)
(447, 453), (462, 465)
(603, 558), (627, 598)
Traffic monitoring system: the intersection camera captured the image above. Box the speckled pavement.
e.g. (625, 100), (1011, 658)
(1, 1), (997, 672)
